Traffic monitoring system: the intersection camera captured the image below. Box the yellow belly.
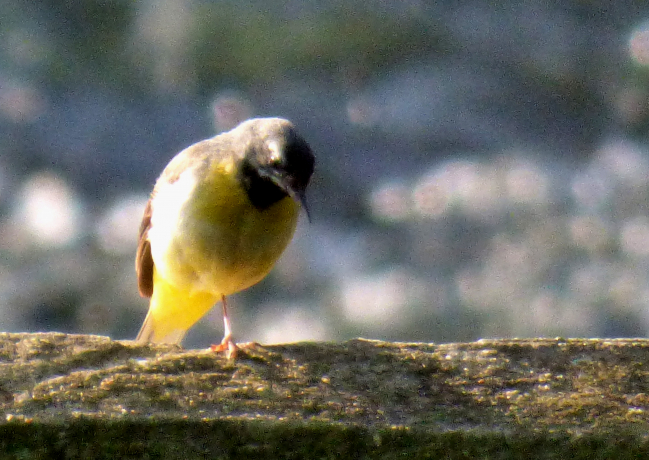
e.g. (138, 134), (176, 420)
(142, 161), (300, 342)
(153, 163), (300, 296)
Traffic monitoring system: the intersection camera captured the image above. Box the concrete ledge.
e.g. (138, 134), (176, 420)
(1, 333), (649, 458)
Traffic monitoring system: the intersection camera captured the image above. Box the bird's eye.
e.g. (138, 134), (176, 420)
(266, 140), (282, 164)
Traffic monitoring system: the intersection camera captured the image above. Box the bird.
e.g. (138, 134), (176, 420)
(134, 117), (315, 357)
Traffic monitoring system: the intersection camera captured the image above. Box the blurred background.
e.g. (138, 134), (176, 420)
(3, 1), (649, 347)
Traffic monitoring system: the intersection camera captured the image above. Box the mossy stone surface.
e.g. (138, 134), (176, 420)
(1, 333), (649, 458)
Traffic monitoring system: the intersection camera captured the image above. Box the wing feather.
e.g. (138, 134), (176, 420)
(135, 198), (154, 298)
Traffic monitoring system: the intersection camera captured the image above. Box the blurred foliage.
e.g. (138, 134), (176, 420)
(33, 1), (133, 88)
(191, 5), (449, 91)
(3, 1), (452, 94)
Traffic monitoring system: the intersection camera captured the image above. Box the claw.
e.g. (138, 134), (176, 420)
(210, 337), (238, 359)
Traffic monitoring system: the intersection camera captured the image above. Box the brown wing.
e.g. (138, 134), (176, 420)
(134, 136), (228, 298)
(135, 198), (154, 298)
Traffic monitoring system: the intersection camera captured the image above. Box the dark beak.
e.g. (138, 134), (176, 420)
(266, 170), (312, 223)
(296, 189), (311, 223)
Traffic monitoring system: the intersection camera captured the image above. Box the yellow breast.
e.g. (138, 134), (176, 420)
(148, 158), (300, 297)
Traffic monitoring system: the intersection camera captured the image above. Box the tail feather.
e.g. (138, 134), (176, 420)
(135, 309), (187, 345)
(136, 267), (220, 345)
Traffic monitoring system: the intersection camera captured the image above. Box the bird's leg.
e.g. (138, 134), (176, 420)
(210, 295), (238, 358)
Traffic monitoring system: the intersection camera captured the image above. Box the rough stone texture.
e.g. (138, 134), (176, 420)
(1, 333), (649, 458)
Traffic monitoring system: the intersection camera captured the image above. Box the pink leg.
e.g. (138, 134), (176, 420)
(210, 295), (238, 358)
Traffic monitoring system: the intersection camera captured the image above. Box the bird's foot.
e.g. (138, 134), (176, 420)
(210, 335), (238, 359)
(210, 339), (262, 359)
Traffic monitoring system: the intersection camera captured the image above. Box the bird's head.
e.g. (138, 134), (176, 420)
(238, 118), (315, 218)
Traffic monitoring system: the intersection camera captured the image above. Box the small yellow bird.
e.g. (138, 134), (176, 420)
(135, 117), (315, 356)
